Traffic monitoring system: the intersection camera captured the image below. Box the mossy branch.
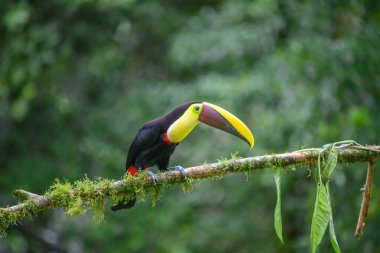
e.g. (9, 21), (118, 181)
(1, 145), (379, 237)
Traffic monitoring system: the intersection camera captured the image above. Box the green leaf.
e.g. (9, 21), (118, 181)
(274, 168), (283, 244)
(321, 147), (338, 183)
(310, 184), (330, 253)
(326, 184), (341, 253)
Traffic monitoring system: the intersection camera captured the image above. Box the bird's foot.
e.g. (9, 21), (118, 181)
(148, 171), (159, 192)
(170, 165), (187, 180)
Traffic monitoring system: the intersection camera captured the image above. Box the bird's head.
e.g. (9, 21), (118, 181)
(167, 102), (254, 149)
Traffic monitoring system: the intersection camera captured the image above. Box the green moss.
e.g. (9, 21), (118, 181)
(0, 209), (19, 238)
(67, 198), (85, 216)
(230, 151), (242, 160)
(113, 172), (159, 207)
(45, 176), (124, 222)
(46, 179), (75, 207)
(211, 174), (225, 181)
(150, 190), (161, 207)
(181, 177), (195, 192)
(217, 152), (241, 166)
(0, 201), (38, 238)
(217, 156), (228, 163)
(92, 198), (105, 222)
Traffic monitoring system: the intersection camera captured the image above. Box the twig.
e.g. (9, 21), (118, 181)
(355, 159), (376, 238)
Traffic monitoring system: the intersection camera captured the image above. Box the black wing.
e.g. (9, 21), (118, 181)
(126, 123), (162, 170)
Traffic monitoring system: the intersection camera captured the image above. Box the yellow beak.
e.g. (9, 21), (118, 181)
(199, 102), (254, 149)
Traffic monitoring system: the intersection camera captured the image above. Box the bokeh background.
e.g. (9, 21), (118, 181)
(1, 0), (380, 252)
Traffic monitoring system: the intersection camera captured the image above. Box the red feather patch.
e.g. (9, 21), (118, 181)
(127, 165), (137, 176)
(163, 132), (176, 145)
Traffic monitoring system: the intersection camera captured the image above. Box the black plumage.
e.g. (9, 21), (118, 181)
(111, 102), (197, 211)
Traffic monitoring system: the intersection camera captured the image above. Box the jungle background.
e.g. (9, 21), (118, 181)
(1, 0), (380, 252)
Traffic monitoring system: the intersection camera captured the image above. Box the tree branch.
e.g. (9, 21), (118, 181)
(1, 145), (379, 237)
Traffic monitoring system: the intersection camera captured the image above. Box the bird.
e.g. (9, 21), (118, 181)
(111, 101), (254, 211)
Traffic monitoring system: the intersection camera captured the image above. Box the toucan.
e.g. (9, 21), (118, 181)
(111, 101), (254, 210)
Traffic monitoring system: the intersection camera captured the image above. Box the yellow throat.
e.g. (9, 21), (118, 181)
(167, 104), (202, 143)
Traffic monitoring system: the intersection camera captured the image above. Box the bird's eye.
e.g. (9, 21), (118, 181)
(194, 106), (200, 111)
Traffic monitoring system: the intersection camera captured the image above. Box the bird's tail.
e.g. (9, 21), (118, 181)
(111, 195), (136, 211)
(111, 165), (138, 211)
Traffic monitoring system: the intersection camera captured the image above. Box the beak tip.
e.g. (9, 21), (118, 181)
(201, 102), (255, 150)
(248, 138), (254, 150)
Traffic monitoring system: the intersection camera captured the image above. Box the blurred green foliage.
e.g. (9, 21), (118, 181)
(1, 0), (380, 252)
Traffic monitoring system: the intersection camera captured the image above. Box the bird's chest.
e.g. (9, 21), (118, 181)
(153, 134), (178, 158)
(135, 133), (178, 167)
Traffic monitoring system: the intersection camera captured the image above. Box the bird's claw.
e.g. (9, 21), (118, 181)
(171, 165), (187, 180)
(148, 171), (159, 192)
